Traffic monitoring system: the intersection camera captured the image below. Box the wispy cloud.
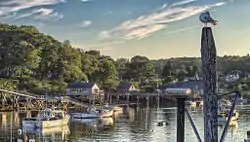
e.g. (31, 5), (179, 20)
(104, 10), (113, 16)
(172, 0), (198, 7)
(81, 0), (90, 2)
(98, 1), (226, 40)
(0, 0), (65, 20)
(79, 20), (92, 27)
(165, 25), (200, 35)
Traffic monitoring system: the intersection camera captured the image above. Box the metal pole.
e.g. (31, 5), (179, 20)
(177, 98), (185, 142)
(185, 108), (202, 142)
(201, 27), (218, 142)
(220, 92), (240, 142)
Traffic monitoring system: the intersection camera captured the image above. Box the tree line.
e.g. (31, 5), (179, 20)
(1, 24), (250, 95)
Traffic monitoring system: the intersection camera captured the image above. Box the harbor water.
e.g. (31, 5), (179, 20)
(0, 102), (249, 142)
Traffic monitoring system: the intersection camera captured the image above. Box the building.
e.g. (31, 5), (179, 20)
(66, 82), (100, 96)
(158, 80), (204, 97)
(116, 83), (138, 94)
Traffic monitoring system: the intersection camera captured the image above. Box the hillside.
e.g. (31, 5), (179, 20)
(1, 24), (250, 95)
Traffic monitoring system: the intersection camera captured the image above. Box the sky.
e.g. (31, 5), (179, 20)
(1, 0), (250, 59)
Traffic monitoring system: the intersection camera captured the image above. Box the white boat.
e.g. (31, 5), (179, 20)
(185, 101), (196, 107)
(22, 108), (70, 129)
(72, 108), (114, 119)
(218, 109), (239, 125)
(108, 106), (123, 112)
(23, 124), (70, 135)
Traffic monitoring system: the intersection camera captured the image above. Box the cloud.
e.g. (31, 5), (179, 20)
(99, 1), (226, 40)
(99, 31), (112, 39)
(104, 10), (113, 16)
(79, 20), (92, 27)
(13, 8), (63, 21)
(172, 0), (198, 7)
(0, 0), (65, 20)
(81, 0), (90, 2)
(165, 25), (200, 35)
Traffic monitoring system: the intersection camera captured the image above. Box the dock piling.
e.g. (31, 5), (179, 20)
(177, 98), (185, 142)
(201, 27), (218, 142)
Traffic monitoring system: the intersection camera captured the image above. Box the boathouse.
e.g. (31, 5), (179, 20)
(65, 82), (100, 96)
(158, 80), (204, 97)
(116, 83), (138, 94)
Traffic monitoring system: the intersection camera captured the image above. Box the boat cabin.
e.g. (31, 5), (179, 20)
(38, 109), (67, 120)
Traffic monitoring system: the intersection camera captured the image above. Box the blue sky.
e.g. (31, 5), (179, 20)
(1, 0), (250, 59)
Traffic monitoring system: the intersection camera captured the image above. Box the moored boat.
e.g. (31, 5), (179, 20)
(218, 109), (239, 124)
(22, 108), (70, 129)
(72, 107), (114, 119)
(185, 101), (196, 107)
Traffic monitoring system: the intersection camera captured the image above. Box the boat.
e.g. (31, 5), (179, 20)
(23, 125), (70, 135)
(108, 105), (123, 112)
(218, 109), (239, 124)
(22, 108), (70, 129)
(185, 101), (196, 107)
(72, 107), (114, 119)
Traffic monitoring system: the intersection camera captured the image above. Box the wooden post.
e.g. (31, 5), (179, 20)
(177, 98), (185, 142)
(201, 27), (218, 142)
(126, 93), (129, 104)
(110, 94), (112, 105)
(146, 95), (149, 107)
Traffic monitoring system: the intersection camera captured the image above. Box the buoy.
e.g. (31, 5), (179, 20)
(18, 129), (22, 135)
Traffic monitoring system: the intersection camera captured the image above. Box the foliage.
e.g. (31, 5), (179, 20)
(2, 23), (250, 95)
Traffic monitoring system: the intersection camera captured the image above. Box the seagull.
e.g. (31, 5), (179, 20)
(199, 11), (218, 27)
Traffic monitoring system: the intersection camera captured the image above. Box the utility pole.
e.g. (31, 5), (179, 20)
(201, 27), (218, 142)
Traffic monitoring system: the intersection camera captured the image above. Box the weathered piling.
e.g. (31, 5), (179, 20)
(177, 98), (185, 142)
(201, 27), (218, 142)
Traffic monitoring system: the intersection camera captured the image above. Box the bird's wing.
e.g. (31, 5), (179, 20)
(205, 17), (215, 23)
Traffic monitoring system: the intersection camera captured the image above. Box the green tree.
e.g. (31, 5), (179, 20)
(98, 59), (118, 91)
(115, 58), (129, 81)
(128, 55), (155, 83)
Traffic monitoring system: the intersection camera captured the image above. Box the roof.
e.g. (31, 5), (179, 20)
(159, 80), (204, 90)
(66, 82), (96, 88)
(117, 83), (133, 90)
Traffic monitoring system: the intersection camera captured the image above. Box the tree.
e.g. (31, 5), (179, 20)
(128, 55), (155, 83)
(97, 59), (118, 91)
(115, 58), (129, 81)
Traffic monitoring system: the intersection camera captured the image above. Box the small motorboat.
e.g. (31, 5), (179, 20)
(72, 107), (114, 119)
(22, 108), (70, 129)
(185, 101), (196, 107)
(108, 106), (123, 112)
(218, 109), (239, 124)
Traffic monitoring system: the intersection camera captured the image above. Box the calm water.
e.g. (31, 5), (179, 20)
(0, 103), (249, 142)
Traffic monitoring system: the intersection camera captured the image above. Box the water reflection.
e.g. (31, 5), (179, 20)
(0, 103), (249, 142)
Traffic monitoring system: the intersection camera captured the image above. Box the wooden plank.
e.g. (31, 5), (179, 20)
(201, 27), (218, 142)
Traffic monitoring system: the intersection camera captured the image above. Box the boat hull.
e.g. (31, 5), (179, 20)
(22, 115), (70, 129)
(72, 110), (114, 119)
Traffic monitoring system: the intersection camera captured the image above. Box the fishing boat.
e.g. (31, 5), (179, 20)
(218, 109), (239, 124)
(22, 108), (70, 129)
(72, 107), (114, 119)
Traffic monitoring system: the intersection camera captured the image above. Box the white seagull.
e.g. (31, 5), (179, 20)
(199, 11), (218, 27)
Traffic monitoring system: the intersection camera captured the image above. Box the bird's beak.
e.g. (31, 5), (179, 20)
(212, 20), (218, 25)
